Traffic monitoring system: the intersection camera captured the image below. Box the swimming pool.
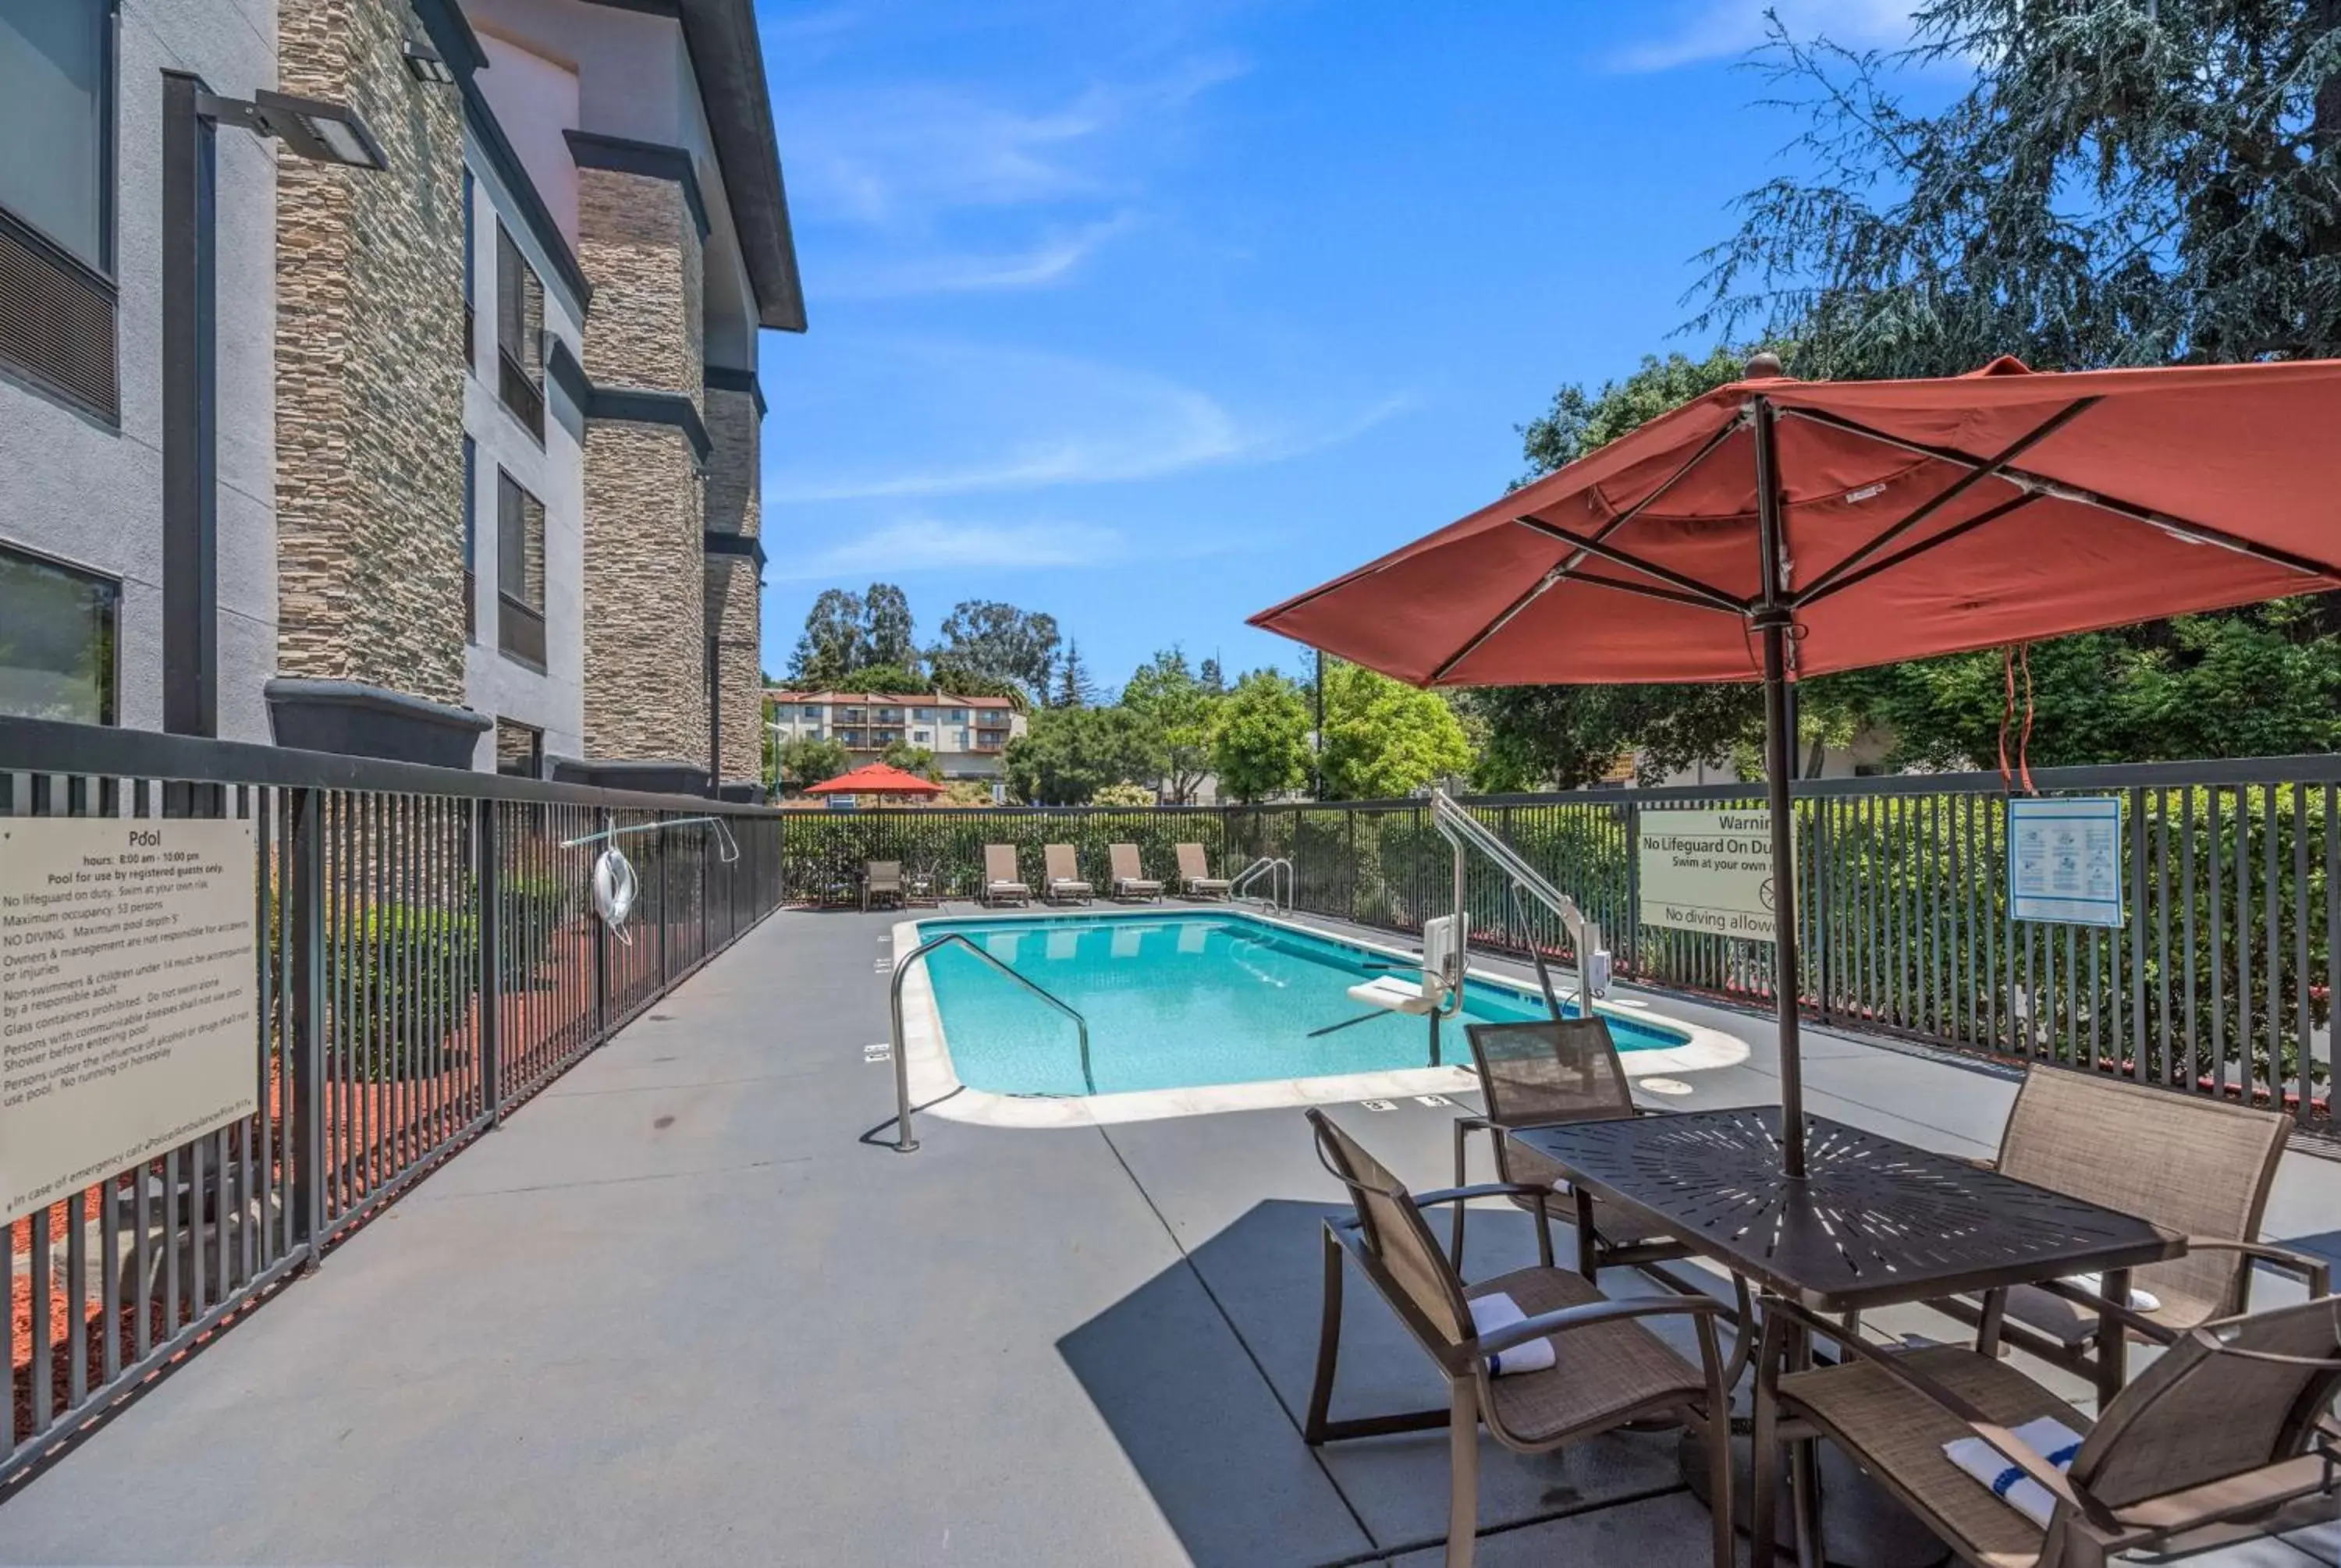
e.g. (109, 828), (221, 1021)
(917, 910), (1694, 1098)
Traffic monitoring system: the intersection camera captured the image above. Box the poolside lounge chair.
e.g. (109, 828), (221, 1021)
(1107, 843), (1162, 902)
(861, 860), (903, 912)
(1174, 843), (1231, 899)
(981, 845), (1031, 907)
(1750, 1292), (2341, 1568)
(1042, 843), (1093, 905)
(1930, 1068), (2329, 1391)
(1302, 1109), (1735, 1568)
(1450, 1018), (1701, 1283)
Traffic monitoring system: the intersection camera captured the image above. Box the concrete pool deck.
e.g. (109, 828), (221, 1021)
(2, 904), (2336, 1565)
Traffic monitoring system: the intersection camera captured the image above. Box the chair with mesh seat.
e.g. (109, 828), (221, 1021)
(1931, 1069), (2329, 1398)
(1450, 1018), (1693, 1280)
(1302, 1108), (1735, 1568)
(1751, 1291), (2341, 1567)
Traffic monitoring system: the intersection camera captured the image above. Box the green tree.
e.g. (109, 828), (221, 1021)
(789, 588), (865, 684)
(1210, 669), (1310, 802)
(1121, 647), (1221, 804)
(933, 600), (1061, 697)
(1320, 660), (1472, 800)
(837, 662), (927, 697)
(879, 738), (943, 782)
(1695, 4), (2341, 374)
(862, 583), (919, 672)
(1090, 781), (1159, 807)
(779, 736), (851, 789)
(1052, 639), (1096, 708)
(1002, 706), (1158, 805)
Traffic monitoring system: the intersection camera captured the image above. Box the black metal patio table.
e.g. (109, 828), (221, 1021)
(1509, 1104), (2186, 1407)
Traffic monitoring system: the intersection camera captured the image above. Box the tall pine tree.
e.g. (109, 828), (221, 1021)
(1052, 640), (1096, 708)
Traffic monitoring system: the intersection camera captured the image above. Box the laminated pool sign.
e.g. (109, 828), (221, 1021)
(1, 818), (259, 1222)
(2008, 796), (2124, 928)
(1637, 807), (1781, 942)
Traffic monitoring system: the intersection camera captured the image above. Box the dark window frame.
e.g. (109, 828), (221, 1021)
(494, 219), (545, 442)
(494, 466), (546, 671)
(0, 538), (121, 726)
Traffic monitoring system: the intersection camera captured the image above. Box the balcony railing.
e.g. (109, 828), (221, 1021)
(499, 348), (544, 442)
(498, 593), (545, 669)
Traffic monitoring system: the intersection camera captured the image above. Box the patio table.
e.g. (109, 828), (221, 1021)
(1508, 1105), (2186, 1407)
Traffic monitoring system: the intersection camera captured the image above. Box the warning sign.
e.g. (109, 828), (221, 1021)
(1637, 807), (1782, 942)
(1, 818), (259, 1222)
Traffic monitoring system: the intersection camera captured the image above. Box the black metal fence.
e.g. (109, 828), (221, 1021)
(2, 717), (784, 1488)
(787, 755), (2336, 1136)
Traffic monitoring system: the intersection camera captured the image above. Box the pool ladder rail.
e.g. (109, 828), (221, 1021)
(885, 932), (1092, 1154)
(1231, 856), (1294, 911)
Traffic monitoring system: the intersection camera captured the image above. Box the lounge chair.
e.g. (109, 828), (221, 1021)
(1107, 843), (1162, 902)
(861, 860), (903, 912)
(1042, 843), (1093, 905)
(981, 845), (1031, 907)
(1450, 1018), (1703, 1283)
(1174, 843), (1231, 899)
(1750, 1293), (2341, 1568)
(1302, 1109), (1735, 1568)
(1929, 1069), (2329, 1396)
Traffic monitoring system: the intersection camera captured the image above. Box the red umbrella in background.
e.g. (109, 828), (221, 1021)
(1252, 353), (2341, 1175)
(803, 762), (945, 798)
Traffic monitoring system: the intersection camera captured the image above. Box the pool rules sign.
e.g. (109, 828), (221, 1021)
(1637, 807), (1782, 942)
(1, 818), (259, 1222)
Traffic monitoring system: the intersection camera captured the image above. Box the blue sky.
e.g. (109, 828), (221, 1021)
(751, 1), (1929, 694)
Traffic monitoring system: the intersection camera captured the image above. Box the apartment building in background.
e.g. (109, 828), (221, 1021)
(766, 691), (1029, 783)
(0, 0), (801, 799)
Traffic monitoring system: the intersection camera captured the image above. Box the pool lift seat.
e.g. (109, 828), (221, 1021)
(1315, 913), (1469, 1063)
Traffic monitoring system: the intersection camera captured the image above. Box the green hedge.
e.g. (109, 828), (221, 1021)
(329, 903), (481, 1080)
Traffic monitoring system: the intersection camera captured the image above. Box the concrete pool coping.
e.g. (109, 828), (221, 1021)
(890, 905), (1750, 1128)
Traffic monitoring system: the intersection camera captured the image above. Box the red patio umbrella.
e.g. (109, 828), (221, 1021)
(803, 762), (945, 797)
(1252, 353), (2341, 1174)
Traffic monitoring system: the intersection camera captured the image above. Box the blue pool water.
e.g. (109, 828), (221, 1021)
(920, 911), (1686, 1097)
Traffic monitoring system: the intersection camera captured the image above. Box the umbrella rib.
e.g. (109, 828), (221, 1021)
(1794, 398), (2098, 605)
(1796, 491), (2043, 609)
(1423, 417), (1748, 683)
(1779, 405), (2341, 584)
(1513, 517), (1750, 612)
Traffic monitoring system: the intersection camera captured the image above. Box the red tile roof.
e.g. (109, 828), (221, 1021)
(764, 689), (1018, 709)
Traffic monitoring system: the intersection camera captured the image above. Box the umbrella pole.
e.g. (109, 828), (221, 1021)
(1751, 394), (1808, 1179)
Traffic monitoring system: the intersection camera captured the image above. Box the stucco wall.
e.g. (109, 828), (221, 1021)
(0, 0), (279, 741)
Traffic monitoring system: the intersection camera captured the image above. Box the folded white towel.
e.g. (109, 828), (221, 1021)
(1468, 1292), (1555, 1376)
(1943, 1416), (2086, 1528)
(2062, 1272), (2161, 1314)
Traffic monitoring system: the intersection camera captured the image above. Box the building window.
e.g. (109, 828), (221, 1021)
(913, 729), (931, 744)
(495, 221), (544, 439)
(495, 718), (542, 778)
(496, 469), (545, 669)
(460, 435), (477, 640)
(460, 165), (474, 371)
(947, 708), (967, 722)
(0, 543), (117, 724)
(801, 704), (821, 719)
(0, 0), (119, 422)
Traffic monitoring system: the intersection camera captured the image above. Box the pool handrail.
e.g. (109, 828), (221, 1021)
(1430, 789), (1609, 1017)
(1231, 856), (1293, 910)
(887, 932), (1093, 1153)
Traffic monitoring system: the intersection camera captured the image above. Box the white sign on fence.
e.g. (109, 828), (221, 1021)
(2008, 796), (2124, 928)
(0, 818), (260, 1222)
(1637, 807), (1779, 942)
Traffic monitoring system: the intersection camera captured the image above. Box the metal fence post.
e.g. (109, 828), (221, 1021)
(1622, 799), (1640, 979)
(288, 786), (326, 1266)
(478, 800), (502, 1123)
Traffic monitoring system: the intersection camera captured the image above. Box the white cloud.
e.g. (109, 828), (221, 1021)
(819, 214), (1137, 299)
(769, 515), (1259, 581)
(769, 341), (1410, 504)
(783, 58), (1246, 228)
(1610, 0), (1919, 72)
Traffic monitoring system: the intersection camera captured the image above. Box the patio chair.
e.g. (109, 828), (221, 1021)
(861, 860), (904, 912)
(1174, 843), (1232, 899)
(981, 845), (1031, 907)
(1042, 843), (1093, 905)
(1750, 1292), (2341, 1568)
(1302, 1108), (1735, 1568)
(1108, 843), (1163, 902)
(1931, 1069), (2329, 1389)
(1448, 1018), (1700, 1283)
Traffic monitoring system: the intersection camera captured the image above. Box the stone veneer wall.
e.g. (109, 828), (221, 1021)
(576, 166), (708, 766)
(275, 0), (467, 703)
(703, 383), (762, 785)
